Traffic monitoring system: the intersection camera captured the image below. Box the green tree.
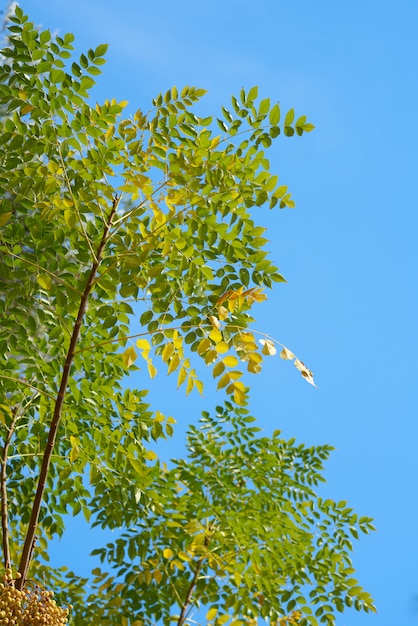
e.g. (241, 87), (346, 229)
(0, 7), (375, 625)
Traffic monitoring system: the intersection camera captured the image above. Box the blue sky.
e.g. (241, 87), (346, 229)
(15, 1), (418, 624)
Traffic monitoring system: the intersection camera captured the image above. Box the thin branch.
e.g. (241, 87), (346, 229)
(0, 376), (55, 401)
(176, 556), (205, 626)
(177, 534), (210, 626)
(56, 141), (98, 263)
(0, 250), (83, 296)
(1, 406), (18, 570)
(16, 195), (120, 589)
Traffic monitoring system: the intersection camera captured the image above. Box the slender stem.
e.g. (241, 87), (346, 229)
(177, 556), (205, 626)
(1, 407), (18, 570)
(177, 535), (210, 626)
(16, 196), (120, 589)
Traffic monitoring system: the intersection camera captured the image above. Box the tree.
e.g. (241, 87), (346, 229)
(0, 7), (375, 625)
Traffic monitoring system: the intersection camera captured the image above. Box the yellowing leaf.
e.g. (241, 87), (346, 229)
(204, 349), (218, 365)
(294, 359), (317, 387)
(136, 338), (151, 351)
(215, 341), (229, 354)
(153, 569), (163, 584)
(217, 615), (230, 626)
(122, 346), (137, 368)
(206, 608), (218, 621)
(209, 328), (223, 343)
(197, 338), (211, 355)
(0, 212), (12, 226)
(280, 347), (295, 360)
(259, 338), (277, 356)
(217, 373), (230, 390)
(208, 315), (221, 329)
(147, 361), (157, 378)
(37, 274), (52, 290)
(177, 365), (187, 388)
(223, 355), (238, 368)
(69, 436), (79, 463)
(162, 342), (175, 362)
(167, 354), (180, 375)
(240, 332), (255, 343)
(212, 360), (225, 378)
(144, 450), (158, 461)
(64, 209), (77, 229)
(231, 381), (246, 405)
(163, 548), (174, 559)
(193, 378), (204, 395)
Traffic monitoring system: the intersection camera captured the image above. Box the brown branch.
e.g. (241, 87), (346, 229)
(1, 407), (18, 570)
(16, 195), (120, 589)
(177, 556), (205, 626)
(177, 534), (210, 626)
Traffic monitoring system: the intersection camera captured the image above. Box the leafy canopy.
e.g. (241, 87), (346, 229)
(0, 7), (375, 626)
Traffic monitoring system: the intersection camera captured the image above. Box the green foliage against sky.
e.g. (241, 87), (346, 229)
(0, 7), (374, 625)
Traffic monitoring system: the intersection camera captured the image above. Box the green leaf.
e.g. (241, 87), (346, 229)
(269, 103), (280, 125)
(284, 108), (295, 125)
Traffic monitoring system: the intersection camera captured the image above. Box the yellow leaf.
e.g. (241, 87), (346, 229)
(232, 382), (246, 405)
(259, 338), (277, 356)
(178, 551), (191, 561)
(37, 274), (52, 290)
(147, 361), (158, 378)
(240, 332), (256, 343)
(162, 342), (175, 362)
(206, 608), (218, 621)
(217, 373), (230, 390)
(204, 350), (218, 365)
(163, 548), (173, 559)
(209, 328), (223, 343)
(69, 436), (79, 463)
(136, 338), (151, 351)
(247, 359), (262, 374)
(212, 360), (225, 378)
(186, 375), (194, 396)
(197, 338), (211, 355)
(20, 103), (34, 115)
(144, 450), (158, 461)
(153, 569), (163, 584)
(0, 212), (12, 226)
(177, 365), (187, 387)
(193, 378), (204, 395)
(280, 347), (295, 360)
(155, 411), (165, 423)
(215, 341), (229, 354)
(228, 370), (243, 380)
(168, 354), (180, 375)
(223, 355), (238, 368)
(122, 346), (137, 368)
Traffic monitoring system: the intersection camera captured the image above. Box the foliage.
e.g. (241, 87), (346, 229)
(0, 6), (375, 626)
(59, 405), (375, 626)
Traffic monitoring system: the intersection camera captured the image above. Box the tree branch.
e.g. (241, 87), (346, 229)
(177, 534), (210, 626)
(1, 406), (18, 570)
(16, 195), (120, 589)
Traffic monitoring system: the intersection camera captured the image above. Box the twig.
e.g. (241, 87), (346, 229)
(177, 534), (210, 626)
(16, 195), (120, 589)
(1, 406), (18, 570)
